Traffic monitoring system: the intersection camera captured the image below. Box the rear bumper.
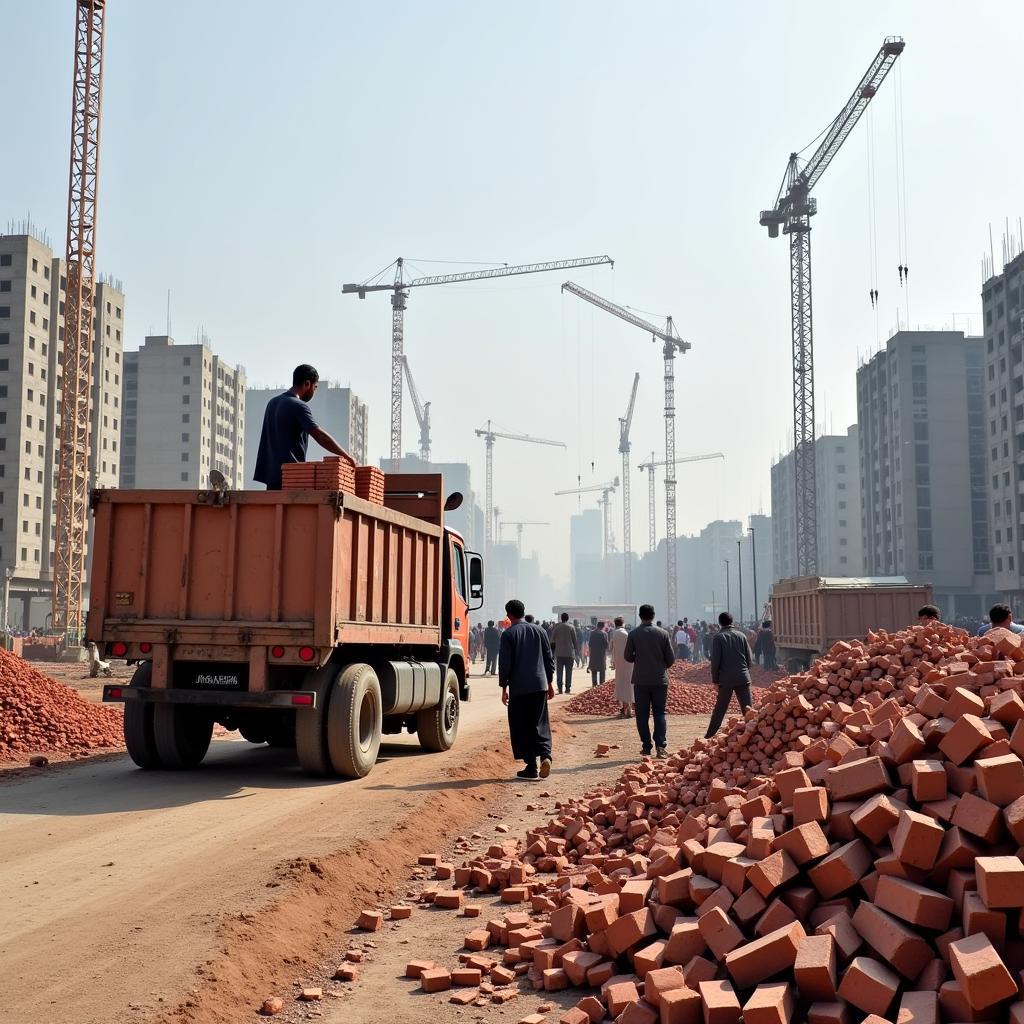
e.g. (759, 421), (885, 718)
(103, 685), (318, 710)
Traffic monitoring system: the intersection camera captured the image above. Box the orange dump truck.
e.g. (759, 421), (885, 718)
(91, 473), (482, 778)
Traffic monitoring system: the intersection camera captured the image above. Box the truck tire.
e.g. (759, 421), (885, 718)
(123, 662), (161, 769)
(417, 669), (460, 753)
(327, 663), (382, 779)
(238, 722), (269, 744)
(295, 666), (336, 777)
(153, 703), (214, 769)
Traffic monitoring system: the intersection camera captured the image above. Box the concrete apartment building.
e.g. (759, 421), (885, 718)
(771, 426), (863, 580)
(246, 384), (368, 487)
(857, 330), (993, 617)
(121, 336), (246, 489)
(0, 229), (124, 627)
(569, 508), (603, 603)
(982, 251), (1024, 602)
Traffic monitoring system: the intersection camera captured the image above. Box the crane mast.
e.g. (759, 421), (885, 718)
(760, 36), (904, 576)
(343, 255), (613, 460)
(638, 452), (725, 555)
(618, 373), (639, 600)
(53, 0), (107, 641)
(562, 282), (690, 619)
(401, 355), (431, 461)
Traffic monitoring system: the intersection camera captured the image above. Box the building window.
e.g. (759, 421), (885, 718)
(181, 433), (189, 442)
(181, 472), (189, 482)
(0, 281), (10, 293)
(0, 255), (10, 266)
(31, 258), (38, 273)
(181, 452), (189, 462)
(0, 307), (10, 319)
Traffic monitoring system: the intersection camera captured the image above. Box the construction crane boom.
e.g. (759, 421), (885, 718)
(618, 373), (640, 601)
(562, 281), (691, 619)
(343, 255), (613, 460)
(555, 478), (619, 562)
(639, 453), (725, 553)
(401, 356), (431, 461)
(53, 0), (107, 641)
(760, 37), (904, 576)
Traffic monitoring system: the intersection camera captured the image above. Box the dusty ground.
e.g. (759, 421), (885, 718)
(2, 666), (709, 1024)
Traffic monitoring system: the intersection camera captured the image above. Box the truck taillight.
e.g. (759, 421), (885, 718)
(298, 646), (316, 663)
(271, 645), (285, 659)
(108, 687), (123, 698)
(139, 642), (152, 654)
(111, 641), (128, 657)
(291, 694), (314, 706)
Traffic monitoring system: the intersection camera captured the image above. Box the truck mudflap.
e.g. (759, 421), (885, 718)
(102, 685), (318, 710)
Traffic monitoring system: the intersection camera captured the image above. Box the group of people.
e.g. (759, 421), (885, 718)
(667, 618), (778, 671)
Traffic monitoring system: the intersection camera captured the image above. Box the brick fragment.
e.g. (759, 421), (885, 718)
(851, 901), (933, 980)
(850, 794), (902, 844)
(952, 791), (1005, 843)
(747, 849), (800, 898)
(826, 756), (890, 800)
(606, 908), (657, 956)
(261, 997), (284, 1016)
(808, 839), (873, 898)
(464, 929), (491, 951)
(836, 956), (900, 1016)
(896, 991), (939, 1024)
(724, 921), (805, 989)
(976, 856), (1024, 909)
(772, 821), (830, 865)
(405, 959), (436, 978)
(891, 810), (944, 869)
(606, 980), (641, 1017)
(742, 982), (794, 1024)
(665, 919), (705, 965)
(874, 875), (954, 931)
(421, 968), (451, 993)
(910, 760), (947, 803)
(794, 933), (836, 1001)
(698, 980), (741, 1024)
(660, 986), (702, 1024)
(793, 787), (829, 825)
(807, 1003), (852, 1024)
(948, 933), (1019, 1010)
(356, 910), (383, 931)
(814, 912), (862, 961)
(449, 990), (477, 1006)
(644, 966), (686, 1008)
(299, 987), (322, 1001)
(559, 1009), (590, 1024)
(697, 906), (744, 959)
(974, 754), (1024, 806)
(938, 714), (992, 765)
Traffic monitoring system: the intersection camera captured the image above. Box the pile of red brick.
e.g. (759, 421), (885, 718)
(668, 660), (786, 690)
(410, 623), (1024, 1023)
(0, 648), (123, 760)
(565, 677), (769, 717)
(355, 465), (385, 504)
(281, 456), (357, 493)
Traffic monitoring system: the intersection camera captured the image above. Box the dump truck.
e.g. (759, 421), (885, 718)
(769, 575), (932, 672)
(91, 473), (482, 778)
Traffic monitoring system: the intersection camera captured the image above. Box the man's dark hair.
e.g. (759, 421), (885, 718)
(487, 619), (495, 627)
(505, 599), (525, 619)
(918, 605), (940, 620)
(677, 620), (683, 627)
(614, 616), (624, 627)
(596, 620), (604, 629)
(762, 620), (772, 629)
(990, 603), (1012, 625)
(719, 611), (734, 627)
(524, 613), (534, 623)
(639, 604), (655, 622)
(560, 612), (569, 622)
(293, 363), (319, 387)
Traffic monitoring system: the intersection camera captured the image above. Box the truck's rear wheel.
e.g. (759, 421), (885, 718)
(123, 662), (161, 769)
(327, 663), (382, 779)
(295, 667), (336, 776)
(153, 704), (213, 769)
(417, 669), (460, 753)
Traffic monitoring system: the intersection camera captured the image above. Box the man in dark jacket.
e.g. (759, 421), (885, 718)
(498, 599), (555, 781)
(754, 620), (778, 671)
(550, 613), (579, 694)
(706, 611), (754, 737)
(624, 604), (675, 758)
(483, 620), (501, 675)
(588, 622), (609, 687)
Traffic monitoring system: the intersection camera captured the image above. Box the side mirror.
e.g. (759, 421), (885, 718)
(467, 551), (484, 610)
(444, 491), (464, 512)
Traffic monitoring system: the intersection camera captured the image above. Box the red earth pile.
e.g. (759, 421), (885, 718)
(566, 660), (780, 717)
(0, 647), (123, 760)
(405, 622), (1024, 1023)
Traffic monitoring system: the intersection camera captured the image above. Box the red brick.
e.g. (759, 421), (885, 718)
(892, 810), (944, 869)
(836, 956), (900, 1016)
(683, 956), (718, 988)
(952, 792), (1005, 843)
(748, 850), (800, 898)
(665, 919), (705, 966)
(635, 940), (668, 980)
(977, 856), (1024, 909)
(949, 933), (1019, 1010)
(544, 967), (570, 991)
(587, 961), (616, 987)
(620, 878), (655, 913)
(563, 950), (603, 986)
(793, 787), (829, 825)
(606, 980), (641, 1016)
(851, 902), (933, 980)
(658, 870), (693, 907)
(732, 886), (767, 927)
(989, 690), (1024, 727)
(697, 906), (744, 959)
(451, 967), (482, 986)
(932, 825), (983, 882)
(491, 964), (516, 985)
(660, 987), (701, 1024)
(946, 686), (986, 719)
(585, 898), (620, 933)
(939, 714), (993, 765)
(938, 979), (992, 1022)
(962, 892), (1007, 949)
(808, 840), (873, 898)
(704, 842), (746, 881)
(793, 933), (836, 1001)
(755, 898), (798, 937)
(618, 1002), (659, 1024)
(897, 991), (938, 1024)
(724, 922), (805, 989)
(421, 968), (452, 992)
(772, 822), (830, 865)
(975, 754), (1024, 807)
(874, 875), (954, 931)
(775, 766), (812, 806)
(559, 1010), (590, 1024)
(826, 757), (890, 800)
(910, 760), (947, 803)
(742, 982), (794, 1024)
(889, 718), (927, 764)
(698, 980), (741, 1024)
(645, 966), (687, 1008)
(806, 1004), (851, 1024)
(814, 912), (862, 961)
(606, 909), (657, 957)
(464, 929), (491, 951)
(356, 909), (383, 931)
(722, 856), (756, 896)
(850, 794), (903, 844)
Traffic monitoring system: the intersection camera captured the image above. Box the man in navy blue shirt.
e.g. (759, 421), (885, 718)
(499, 598), (555, 781)
(254, 364), (355, 489)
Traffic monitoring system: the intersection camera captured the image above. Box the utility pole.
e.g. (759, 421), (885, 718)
(750, 525), (759, 624)
(2, 568), (11, 641)
(737, 539), (744, 627)
(725, 559), (731, 614)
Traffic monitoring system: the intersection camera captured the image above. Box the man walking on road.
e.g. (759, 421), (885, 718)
(706, 611), (755, 737)
(483, 620), (501, 675)
(625, 604), (675, 758)
(498, 599), (554, 781)
(588, 621), (609, 688)
(550, 612), (579, 694)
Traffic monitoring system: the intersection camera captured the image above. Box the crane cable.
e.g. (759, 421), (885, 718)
(894, 62), (911, 320)
(865, 107), (880, 338)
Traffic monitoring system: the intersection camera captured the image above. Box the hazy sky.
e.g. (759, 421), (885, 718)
(4, 2), (1023, 586)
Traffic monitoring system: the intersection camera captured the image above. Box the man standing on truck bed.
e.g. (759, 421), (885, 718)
(254, 364), (356, 489)
(498, 598), (554, 781)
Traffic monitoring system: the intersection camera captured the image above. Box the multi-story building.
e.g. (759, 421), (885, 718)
(121, 335), (245, 489)
(857, 330), (993, 617)
(771, 426), (863, 580)
(245, 384), (368, 486)
(747, 513), (774, 620)
(0, 228), (125, 627)
(982, 252), (1024, 603)
(569, 508), (603, 604)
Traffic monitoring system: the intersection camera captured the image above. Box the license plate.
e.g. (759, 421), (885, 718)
(180, 665), (247, 690)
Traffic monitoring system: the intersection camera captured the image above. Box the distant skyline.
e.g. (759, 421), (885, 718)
(3, 2), (1023, 586)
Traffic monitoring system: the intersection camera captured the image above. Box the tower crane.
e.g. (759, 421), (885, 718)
(760, 36), (904, 575)
(500, 521), (550, 551)
(561, 282), (691, 619)
(343, 255), (613, 461)
(474, 421), (565, 550)
(554, 478), (620, 561)
(618, 373), (640, 602)
(638, 453), (725, 553)
(53, 0), (107, 641)
(401, 355), (431, 461)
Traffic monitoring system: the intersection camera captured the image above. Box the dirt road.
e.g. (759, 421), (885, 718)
(0, 676), (520, 1024)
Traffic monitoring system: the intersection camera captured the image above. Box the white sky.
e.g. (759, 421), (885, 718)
(3, 2), (1023, 586)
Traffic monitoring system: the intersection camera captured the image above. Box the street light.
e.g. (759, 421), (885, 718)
(724, 558), (731, 614)
(737, 539), (744, 626)
(750, 524), (759, 625)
